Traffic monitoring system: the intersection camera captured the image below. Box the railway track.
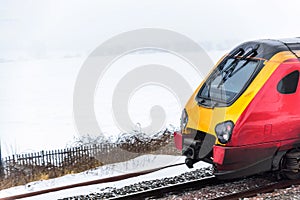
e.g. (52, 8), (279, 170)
(0, 163), (185, 200)
(103, 173), (300, 200)
(57, 166), (214, 199)
(109, 176), (217, 200)
(3, 163), (300, 200)
(212, 178), (300, 200)
(159, 174), (300, 200)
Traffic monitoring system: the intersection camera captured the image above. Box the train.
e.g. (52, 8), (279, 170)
(174, 38), (300, 179)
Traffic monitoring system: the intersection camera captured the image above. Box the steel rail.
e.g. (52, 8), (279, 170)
(109, 176), (217, 200)
(212, 178), (300, 200)
(0, 163), (184, 200)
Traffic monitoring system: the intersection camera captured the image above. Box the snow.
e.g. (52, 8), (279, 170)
(0, 155), (211, 199)
(0, 51), (216, 157)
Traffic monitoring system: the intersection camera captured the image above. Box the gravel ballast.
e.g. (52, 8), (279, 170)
(59, 167), (214, 200)
(160, 175), (275, 200)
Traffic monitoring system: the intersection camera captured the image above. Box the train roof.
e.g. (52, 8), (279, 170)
(230, 38), (300, 60)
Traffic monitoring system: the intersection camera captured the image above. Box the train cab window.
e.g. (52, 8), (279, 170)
(277, 70), (299, 94)
(197, 57), (260, 105)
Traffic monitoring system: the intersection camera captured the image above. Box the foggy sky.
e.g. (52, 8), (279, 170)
(1, 0), (300, 59)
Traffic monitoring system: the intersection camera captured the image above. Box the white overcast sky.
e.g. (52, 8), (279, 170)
(1, 0), (300, 58)
(1, 0), (300, 155)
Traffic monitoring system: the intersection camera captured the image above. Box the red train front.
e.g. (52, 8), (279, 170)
(174, 38), (300, 179)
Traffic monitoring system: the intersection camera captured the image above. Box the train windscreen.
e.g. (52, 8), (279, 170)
(197, 57), (260, 107)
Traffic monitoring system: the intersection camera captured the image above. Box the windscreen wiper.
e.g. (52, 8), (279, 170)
(205, 48), (244, 98)
(207, 48), (244, 84)
(229, 53), (258, 78)
(217, 47), (258, 88)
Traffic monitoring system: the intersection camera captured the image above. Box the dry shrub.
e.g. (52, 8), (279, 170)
(117, 129), (179, 154)
(0, 153), (103, 190)
(61, 150), (103, 174)
(0, 129), (180, 190)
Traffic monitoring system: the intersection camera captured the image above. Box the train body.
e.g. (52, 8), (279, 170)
(174, 38), (300, 179)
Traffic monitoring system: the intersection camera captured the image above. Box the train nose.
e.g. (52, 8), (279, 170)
(182, 139), (199, 158)
(181, 130), (217, 168)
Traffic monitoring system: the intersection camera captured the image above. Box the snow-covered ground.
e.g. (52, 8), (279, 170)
(0, 50), (225, 157)
(0, 155), (211, 199)
(0, 50), (219, 198)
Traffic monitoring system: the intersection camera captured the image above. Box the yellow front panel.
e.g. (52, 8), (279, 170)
(183, 51), (297, 145)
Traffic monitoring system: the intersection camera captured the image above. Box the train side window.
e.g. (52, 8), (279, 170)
(277, 70), (299, 94)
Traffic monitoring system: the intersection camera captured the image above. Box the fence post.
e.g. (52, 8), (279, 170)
(0, 140), (4, 177)
(41, 150), (45, 166)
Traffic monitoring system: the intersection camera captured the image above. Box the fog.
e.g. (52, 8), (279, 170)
(1, 0), (300, 59)
(1, 0), (300, 156)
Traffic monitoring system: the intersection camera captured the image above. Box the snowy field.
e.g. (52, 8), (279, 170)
(0, 50), (225, 157)
(0, 155), (211, 199)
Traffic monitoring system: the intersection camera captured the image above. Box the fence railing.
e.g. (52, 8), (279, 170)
(2, 144), (122, 176)
(0, 139), (179, 189)
(4, 144), (118, 167)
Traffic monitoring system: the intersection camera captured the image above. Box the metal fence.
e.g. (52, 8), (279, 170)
(2, 144), (124, 177)
(5, 144), (116, 166)
(0, 139), (179, 189)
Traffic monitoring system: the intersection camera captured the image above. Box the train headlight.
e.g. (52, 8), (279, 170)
(180, 109), (188, 131)
(215, 121), (234, 144)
